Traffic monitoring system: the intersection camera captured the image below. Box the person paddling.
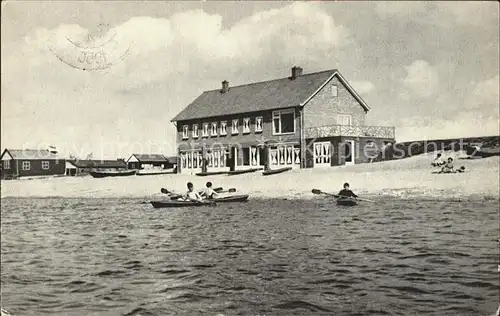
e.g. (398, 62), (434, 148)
(183, 182), (202, 202)
(338, 182), (358, 199)
(201, 181), (219, 200)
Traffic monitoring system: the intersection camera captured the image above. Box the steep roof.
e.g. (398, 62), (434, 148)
(171, 69), (370, 122)
(1, 149), (59, 160)
(130, 154), (169, 162)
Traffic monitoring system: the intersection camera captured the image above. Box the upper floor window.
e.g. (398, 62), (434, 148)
(272, 109), (295, 135)
(42, 161), (50, 170)
(3, 160), (10, 169)
(243, 118), (251, 134)
(182, 125), (189, 139)
(202, 123), (209, 137)
(331, 85), (338, 97)
(211, 122), (218, 137)
(220, 121), (227, 136)
(337, 114), (352, 126)
(22, 161), (31, 170)
(192, 124), (199, 138)
(232, 119), (239, 135)
(255, 116), (263, 133)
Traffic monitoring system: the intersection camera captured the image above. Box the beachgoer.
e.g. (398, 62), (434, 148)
(337, 182), (358, 198)
(441, 157), (454, 173)
(201, 181), (219, 200)
(432, 153), (445, 167)
(457, 166), (466, 173)
(183, 182), (202, 202)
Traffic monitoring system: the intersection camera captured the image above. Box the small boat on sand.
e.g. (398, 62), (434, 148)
(262, 167), (292, 176)
(228, 167), (263, 175)
(466, 145), (500, 158)
(196, 171), (229, 176)
(89, 169), (136, 178)
(151, 194), (249, 208)
(136, 169), (175, 176)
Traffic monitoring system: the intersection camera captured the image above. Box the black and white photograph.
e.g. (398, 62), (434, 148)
(1, 1), (499, 315)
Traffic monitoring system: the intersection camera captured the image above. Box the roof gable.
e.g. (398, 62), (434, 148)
(1, 149), (13, 160)
(300, 71), (371, 111)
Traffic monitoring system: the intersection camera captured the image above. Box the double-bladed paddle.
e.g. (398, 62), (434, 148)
(311, 189), (374, 203)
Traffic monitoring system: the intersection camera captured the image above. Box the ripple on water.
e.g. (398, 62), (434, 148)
(0, 197), (498, 316)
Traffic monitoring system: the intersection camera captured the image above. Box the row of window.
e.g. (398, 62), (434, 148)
(182, 116), (264, 139)
(182, 109), (298, 140)
(2, 160), (50, 170)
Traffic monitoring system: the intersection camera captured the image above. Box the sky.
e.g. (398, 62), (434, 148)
(1, 1), (499, 159)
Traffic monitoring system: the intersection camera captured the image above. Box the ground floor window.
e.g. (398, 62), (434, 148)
(180, 152), (202, 170)
(3, 160), (10, 169)
(269, 145), (300, 166)
(314, 142), (331, 166)
(42, 161), (50, 170)
(22, 161), (30, 170)
(206, 149), (227, 168)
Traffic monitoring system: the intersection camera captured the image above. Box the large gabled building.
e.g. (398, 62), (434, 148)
(171, 66), (395, 174)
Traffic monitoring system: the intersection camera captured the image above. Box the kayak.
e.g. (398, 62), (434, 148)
(151, 194), (249, 208)
(211, 194), (249, 203)
(336, 197), (358, 206)
(262, 167), (292, 176)
(151, 200), (216, 208)
(89, 170), (136, 178)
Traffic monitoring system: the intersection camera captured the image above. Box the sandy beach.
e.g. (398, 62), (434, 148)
(1, 151), (498, 200)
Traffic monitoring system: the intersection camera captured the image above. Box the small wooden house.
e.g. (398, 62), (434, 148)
(126, 154), (176, 170)
(1, 149), (65, 179)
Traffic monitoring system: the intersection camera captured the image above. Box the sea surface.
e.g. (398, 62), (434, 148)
(1, 196), (499, 316)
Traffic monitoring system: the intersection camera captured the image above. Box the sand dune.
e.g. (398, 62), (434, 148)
(1, 152), (498, 200)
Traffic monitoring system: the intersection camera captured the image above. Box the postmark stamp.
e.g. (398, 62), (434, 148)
(49, 19), (132, 71)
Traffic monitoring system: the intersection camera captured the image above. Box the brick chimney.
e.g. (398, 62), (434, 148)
(221, 80), (229, 93)
(291, 66), (303, 80)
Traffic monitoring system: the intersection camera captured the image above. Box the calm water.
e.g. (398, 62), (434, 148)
(1, 197), (499, 316)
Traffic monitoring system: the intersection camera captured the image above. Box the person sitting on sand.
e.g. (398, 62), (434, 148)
(441, 157), (455, 173)
(432, 153), (445, 167)
(201, 181), (219, 200)
(338, 183), (358, 199)
(183, 182), (202, 202)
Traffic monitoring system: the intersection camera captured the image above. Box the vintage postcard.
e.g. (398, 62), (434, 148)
(1, 1), (499, 316)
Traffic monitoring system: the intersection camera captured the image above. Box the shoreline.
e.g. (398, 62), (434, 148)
(1, 153), (499, 201)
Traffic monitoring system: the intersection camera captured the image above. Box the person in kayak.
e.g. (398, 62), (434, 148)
(441, 157), (455, 173)
(183, 182), (202, 202)
(201, 181), (219, 200)
(337, 183), (358, 199)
